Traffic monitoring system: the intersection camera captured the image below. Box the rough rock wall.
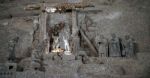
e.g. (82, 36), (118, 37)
(79, 0), (150, 52)
(10, 17), (34, 58)
(0, 17), (35, 62)
(0, 19), (10, 63)
(0, 0), (149, 63)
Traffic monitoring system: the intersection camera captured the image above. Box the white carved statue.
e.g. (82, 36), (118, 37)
(52, 35), (60, 49)
(63, 35), (71, 55)
(63, 36), (70, 51)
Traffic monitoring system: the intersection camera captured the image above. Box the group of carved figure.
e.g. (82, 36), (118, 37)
(95, 33), (136, 57)
(51, 22), (71, 52)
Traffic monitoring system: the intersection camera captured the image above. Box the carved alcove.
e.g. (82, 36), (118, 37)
(40, 10), (99, 57)
(46, 13), (72, 54)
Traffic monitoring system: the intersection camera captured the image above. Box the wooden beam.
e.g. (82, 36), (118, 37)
(39, 3), (48, 42)
(71, 10), (98, 56)
(0, 12), (40, 19)
(79, 27), (98, 56)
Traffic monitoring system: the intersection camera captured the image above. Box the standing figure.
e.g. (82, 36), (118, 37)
(123, 35), (135, 57)
(63, 30), (71, 55)
(63, 36), (70, 51)
(109, 34), (121, 57)
(32, 18), (40, 48)
(98, 35), (108, 57)
(8, 37), (19, 62)
(94, 35), (100, 49)
(63, 35), (71, 55)
(52, 35), (60, 49)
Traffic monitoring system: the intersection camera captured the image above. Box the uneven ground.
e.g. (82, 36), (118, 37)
(16, 52), (150, 78)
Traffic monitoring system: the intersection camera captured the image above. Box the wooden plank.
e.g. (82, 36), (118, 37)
(39, 3), (48, 42)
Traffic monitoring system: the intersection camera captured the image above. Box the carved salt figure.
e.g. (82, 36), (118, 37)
(123, 35), (135, 57)
(8, 37), (19, 62)
(63, 31), (71, 55)
(94, 35), (100, 49)
(109, 34), (121, 57)
(32, 18), (40, 47)
(63, 36), (70, 51)
(52, 35), (60, 50)
(98, 35), (108, 57)
(33, 18), (39, 31)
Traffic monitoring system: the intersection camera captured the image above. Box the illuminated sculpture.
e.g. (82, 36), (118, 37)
(63, 31), (71, 55)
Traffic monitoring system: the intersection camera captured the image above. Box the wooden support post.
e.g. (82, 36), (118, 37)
(39, 3), (48, 42)
(72, 10), (79, 37)
(79, 28), (98, 56)
(71, 10), (80, 54)
(71, 10), (98, 56)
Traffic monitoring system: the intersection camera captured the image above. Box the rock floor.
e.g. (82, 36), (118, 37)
(16, 52), (150, 78)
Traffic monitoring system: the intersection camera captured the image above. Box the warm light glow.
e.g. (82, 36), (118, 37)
(64, 51), (72, 55)
(52, 48), (64, 53)
(45, 7), (57, 13)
